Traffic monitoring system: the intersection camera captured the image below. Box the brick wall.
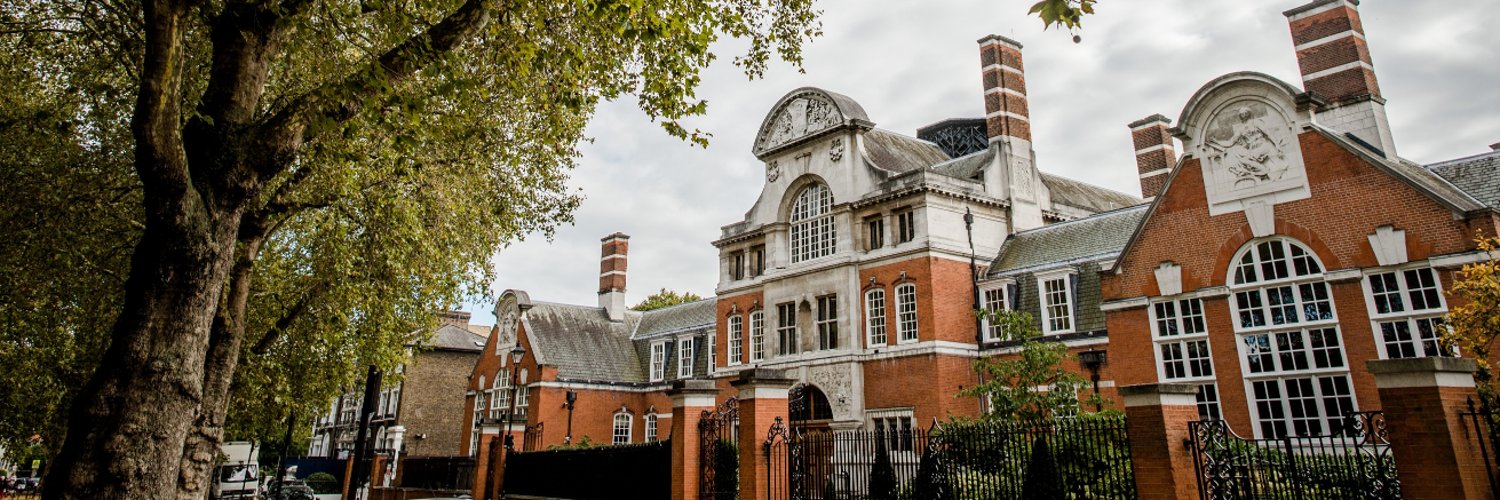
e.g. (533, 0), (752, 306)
(399, 349), (481, 457)
(1104, 129), (1489, 436)
(859, 256), (980, 345)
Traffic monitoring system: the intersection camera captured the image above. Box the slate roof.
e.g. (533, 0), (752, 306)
(988, 204), (1150, 275)
(863, 128), (952, 174)
(423, 324), (488, 352)
(1041, 174), (1143, 213)
(634, 298), (717, 338)
(524, 301), (646, 383)
(1427, 150), (1500, 209)
(928, 149), (993, 180)
(1309, 127), (1486, 214)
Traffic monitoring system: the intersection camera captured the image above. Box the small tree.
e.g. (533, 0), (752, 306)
(1444, 233), (1500, 403)
(868, 438), (899, 500)
(959, 310), (1099, 421)
(1020, 435), (1063, 498)
(631, 288), (705, 312)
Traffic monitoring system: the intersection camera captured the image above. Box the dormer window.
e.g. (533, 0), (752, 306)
(790, 183), (836, 263)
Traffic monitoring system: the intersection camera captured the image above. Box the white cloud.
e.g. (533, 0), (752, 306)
(466, 0), (1500, 324)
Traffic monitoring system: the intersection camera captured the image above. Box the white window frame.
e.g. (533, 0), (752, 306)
(1360, 266), (1451, 359)
(789, 183), (837, 263)
(1036, 269), (1076, 335)
(1150, 297), (1220, 420)
(776, 302), (799, 356)
(895, 283), (918, 343)
(865, 288), (888, 347)
(515, 369), (529, 418)
(979, 282), (1011, 341)
(678, 337), (695, 378)
(612, 412), (633, 445)
(645, 414), (659, 442)
(867, 408), (916, 453)
(489, 372), (509, 420)
(816, 294), (839, 351)
(649, 341), (667, 382)
(750, 310), (766, 362)
(727, 315), (744, 366)
(1229, 238), (1356, 439)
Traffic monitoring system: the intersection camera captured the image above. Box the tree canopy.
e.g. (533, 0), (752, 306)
(960, 310), (1101, 421)
(2, 0), (819, 497)
(1444, 234), (1500, 401)
(632, 288), (706, 312)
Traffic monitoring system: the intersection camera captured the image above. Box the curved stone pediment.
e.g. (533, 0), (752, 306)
(1176, 72), (1312, 216)
(753, 87), (870, 159)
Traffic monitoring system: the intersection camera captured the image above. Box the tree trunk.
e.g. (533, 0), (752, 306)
(176, 235), (264, 499)
(44, 209), (242, 499)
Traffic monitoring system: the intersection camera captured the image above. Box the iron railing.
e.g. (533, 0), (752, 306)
(1189, 411), (1399, 500)
(523, 422), (545, 452)
(765, 415), (1135, 500)
(1460, 397), (1500, 500)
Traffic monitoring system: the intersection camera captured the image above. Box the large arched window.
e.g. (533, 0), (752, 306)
(790, 183), (836, 263)
(1229, 238), (1353, 439)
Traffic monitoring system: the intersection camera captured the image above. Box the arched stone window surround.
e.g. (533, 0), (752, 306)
(612, 408), (635, 445)
(782, 175), (838, 264)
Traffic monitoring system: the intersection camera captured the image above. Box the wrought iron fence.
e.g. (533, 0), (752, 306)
(1460, 397), (1500, 499)
(399, 455), (476, 492)
(523, 422), (545, 452)
(700, 397), (740, 500)
(504, 440), (671, 499)
(765, 414), (1136, 500)
(1189, 411), (1399, 500)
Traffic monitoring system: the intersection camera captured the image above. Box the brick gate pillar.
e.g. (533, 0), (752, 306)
(1120, 383), (1200, 500)
(670, 379), (720, 500)
(1368, 357), (1491, 500)
(733, 368), (794, 500)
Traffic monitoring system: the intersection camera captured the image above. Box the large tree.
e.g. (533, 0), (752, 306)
(2, 0), (819, 497)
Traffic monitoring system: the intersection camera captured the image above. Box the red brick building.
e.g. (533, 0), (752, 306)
(462, 234), (717, 453)
(468, 0), (1499, 462)
(1098, 0), (1500, 439)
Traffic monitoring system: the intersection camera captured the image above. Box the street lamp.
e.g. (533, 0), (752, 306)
(564, 390), (578, 445)
(1078, 349), (1107, 412)
(503, 344), (526, 450)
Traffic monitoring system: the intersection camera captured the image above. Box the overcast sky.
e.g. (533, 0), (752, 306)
(462, 0), (1500, 325)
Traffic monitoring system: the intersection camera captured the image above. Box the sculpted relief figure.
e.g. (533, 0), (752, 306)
(758, 94), (844, 153)
(1205, 104), (1290, 189)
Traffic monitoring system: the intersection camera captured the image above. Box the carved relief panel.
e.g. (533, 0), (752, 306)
(1192, 95), (1309, 215)
(755, 93), (844, 155)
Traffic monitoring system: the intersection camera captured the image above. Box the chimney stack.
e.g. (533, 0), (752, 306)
(1285, 0), (1396, 157)
(977, 35), (1031, 144)
(1129, 114), (1176, 201)
(598, 233), (629, 321)
(437, 310), (472, 329)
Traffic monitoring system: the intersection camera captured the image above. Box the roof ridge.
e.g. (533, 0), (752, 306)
(1010, 204), (1149, 237)
(1040, 171), (1143, 201)
(1426, 149), (1500, 169)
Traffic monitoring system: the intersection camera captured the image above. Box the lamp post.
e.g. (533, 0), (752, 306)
(564, 390), (578, 445)
(503, 344), (525, 450)
(1078, 349), (1107, 412)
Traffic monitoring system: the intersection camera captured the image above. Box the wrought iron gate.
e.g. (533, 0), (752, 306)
(1189, 412), (1400, 499)
(766, 415), (1135, 499)
(700, 397), (739, 500)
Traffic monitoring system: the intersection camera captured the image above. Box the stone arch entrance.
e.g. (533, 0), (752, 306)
(789, 383), (833, 430)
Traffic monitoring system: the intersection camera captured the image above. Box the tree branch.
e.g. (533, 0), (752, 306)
(249, 282), (325, 355)
(252, 0), (495, 183)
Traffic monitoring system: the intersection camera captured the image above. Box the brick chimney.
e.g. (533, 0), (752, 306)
(977, 34), (1044, 231)
(978, 35), (1031, 144)
(598, 233), (629, 321)
(437, 310), (471, 329)
(1285, 0), (1396, 157)
(1129, 114), (1176, 201)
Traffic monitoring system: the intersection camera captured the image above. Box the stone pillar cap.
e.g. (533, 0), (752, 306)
(730, 368), (794, 388)
(1367, 357), (1478, 374)
(1119, 382), (1200, 397)
(667, 379), (719, 395)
